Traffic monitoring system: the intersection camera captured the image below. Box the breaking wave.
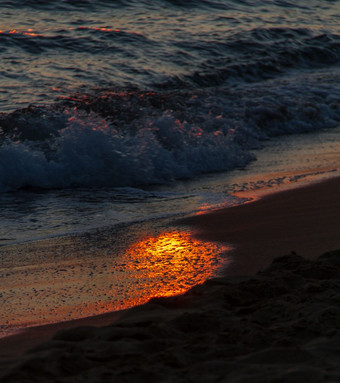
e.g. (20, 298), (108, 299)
(1, 74), (340, 192)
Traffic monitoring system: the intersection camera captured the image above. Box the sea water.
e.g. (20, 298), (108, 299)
(0, 0), (339, 245)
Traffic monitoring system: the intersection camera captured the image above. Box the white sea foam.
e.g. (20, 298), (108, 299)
(0, 110), (251, 192)
(1, 70), (340, 192)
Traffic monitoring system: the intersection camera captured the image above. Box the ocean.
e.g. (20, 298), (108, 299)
(0, 0), (340, 333)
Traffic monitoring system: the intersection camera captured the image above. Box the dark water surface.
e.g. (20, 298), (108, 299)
(1, 0), (339, 110)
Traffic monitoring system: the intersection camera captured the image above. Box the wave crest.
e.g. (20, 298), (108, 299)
(1, 75), (339, 192)
(0, 107), (251, 191)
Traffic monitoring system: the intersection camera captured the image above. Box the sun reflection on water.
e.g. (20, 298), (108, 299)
(107, 230), (229, 310)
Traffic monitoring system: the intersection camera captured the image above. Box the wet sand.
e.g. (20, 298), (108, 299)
(1, 176), (340, 382)
(0, 225), (228, 341)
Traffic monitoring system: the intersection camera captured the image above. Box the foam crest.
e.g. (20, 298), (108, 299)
(0, 109), (251, 191)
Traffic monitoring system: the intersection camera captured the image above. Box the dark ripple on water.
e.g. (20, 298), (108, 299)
(1, 0), (339, 110)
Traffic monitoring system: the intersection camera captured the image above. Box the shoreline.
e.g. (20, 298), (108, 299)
(179, 175), (340, 277)
(1, 175), (339, 370)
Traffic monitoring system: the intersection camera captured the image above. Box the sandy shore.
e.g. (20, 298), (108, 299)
(1, 177), (340, 382)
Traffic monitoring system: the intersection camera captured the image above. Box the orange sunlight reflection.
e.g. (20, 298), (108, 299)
(109, 231), (229, 310)
(0, 26), (137, 39)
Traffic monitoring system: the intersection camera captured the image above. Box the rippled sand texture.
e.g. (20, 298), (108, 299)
(1, 251), (339, 382)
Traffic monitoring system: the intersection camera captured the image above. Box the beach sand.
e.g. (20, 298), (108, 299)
(0, 177), (339, 382)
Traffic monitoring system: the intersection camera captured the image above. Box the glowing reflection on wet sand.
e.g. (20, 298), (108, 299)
(1, 230), (228, 335)
(116, 231), (228, 307)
